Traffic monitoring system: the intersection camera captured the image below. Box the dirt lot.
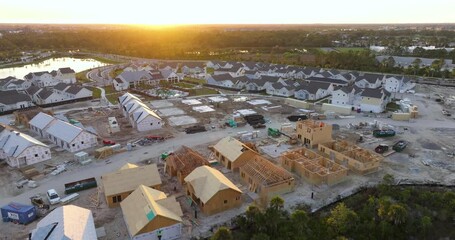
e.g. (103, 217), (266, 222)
(1, 85), (455, 239)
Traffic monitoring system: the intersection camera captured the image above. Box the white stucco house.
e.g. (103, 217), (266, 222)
(25, 71), (58, 87)
(0, 126), (51, 168)
(113, 78), (129, 91)
(29, 112), (97, 152)
(118, 92), (163, 132)
(55, 67), (76, 84)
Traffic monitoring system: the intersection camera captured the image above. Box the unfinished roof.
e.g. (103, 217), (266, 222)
(213, 137), (255, 163)
(121, 185), (183, 237)
(29, 112), (56, 130)
(120, 163), (138, 170)
(45, 120), (85, 143)
(102, 163), (162, 196)
(297, 119), (330, 129)
(167, 146), (209, 177)
(184, 166), (241, 204)
(240, 155), (294, 187)
(31, 205), (96, 240)
(0, 129), (48, 157)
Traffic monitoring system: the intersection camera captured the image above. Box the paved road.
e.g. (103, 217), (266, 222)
(0, 125), (263, 207)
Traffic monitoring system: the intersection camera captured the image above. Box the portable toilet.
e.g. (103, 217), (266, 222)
(1, 202), (37, 224)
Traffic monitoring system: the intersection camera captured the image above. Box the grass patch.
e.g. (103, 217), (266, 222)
(206, 67), (214, 74)
(106, 93), (120, 104)
(189, 87), (218, 96)
(76, 70), (92, 83)
(174, 82), (195, 89)
(386, 102), (401, 111)
(335, 47), (367, 53)
(110, 68), (124, 79)
(90, 56), (125, 64)
(104, 85), (116, 94)
(92, 88), (101, 99)
(183, 77), (206, 84)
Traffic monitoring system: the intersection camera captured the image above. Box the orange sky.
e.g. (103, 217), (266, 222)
(1, 0), (455, 24)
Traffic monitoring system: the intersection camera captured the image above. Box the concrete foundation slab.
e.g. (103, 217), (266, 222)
(150, 100), (174, 109)
(168, 115), (198, 126)
(157, 107), (185, 117)
(182, 99), (202, 105)
(260, 143), (291, 159)
(193, 105), (215, 113)
(248, 99), (272, 105)
(235, 109), (257, 116)
(208, 96), (229, 102)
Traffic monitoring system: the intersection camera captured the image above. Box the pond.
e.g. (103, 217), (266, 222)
(0, 57), (109, 79)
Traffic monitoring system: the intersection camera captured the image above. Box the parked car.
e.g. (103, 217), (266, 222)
(102, 140), (116, 146)
(46, 189), (60, 205)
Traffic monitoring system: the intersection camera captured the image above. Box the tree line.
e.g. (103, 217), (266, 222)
(210, 175), (455, 240)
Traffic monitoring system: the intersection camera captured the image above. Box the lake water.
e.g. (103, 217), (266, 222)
(0, 57), (108, 79)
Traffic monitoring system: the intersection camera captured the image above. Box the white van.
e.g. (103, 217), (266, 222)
(47, 189), (60, 205)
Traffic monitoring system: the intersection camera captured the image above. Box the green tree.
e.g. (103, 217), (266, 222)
(420, 216), (432, 237)
(386, 203), (408, 225)
(211, 227), (233, 240)
(251, 233), (270, 240)
(326, 203), (358, 237)
(291, 210), (310, 239)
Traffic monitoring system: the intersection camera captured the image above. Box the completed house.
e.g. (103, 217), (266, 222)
(213, 136), (258, 171)
(117, 70), (153, 88)
(113, 78), (129, 91)
(266, 82), (295, 97)
(184, 166), (242, 215)
(0, 90), (34, 113)
(102, 163), (162, 207)
(55, 67), (76, 84)
(24, 71), (57, 87)
(360, 88), (391, 113)
(355, 73), (384, 89)
(0, 126), (51, 168)
(121, 185), (183, 240)
(330, 86), (360, 106)
(181, 62), (205, 75)
(302, 82), (333, 101)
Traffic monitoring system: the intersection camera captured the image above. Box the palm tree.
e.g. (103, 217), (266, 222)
(412, 58), (422, 75)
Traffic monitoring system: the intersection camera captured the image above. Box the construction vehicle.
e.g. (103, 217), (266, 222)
(392, 140), (407, 152)
(372, 129), (396, 138)
(375, 144), (389, 154)
(30, 195), (49, 210)
(268, 128), (297, 144)
(268, 128), (281, 137)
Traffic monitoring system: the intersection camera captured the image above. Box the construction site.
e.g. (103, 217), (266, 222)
(1, 85), (455, 239)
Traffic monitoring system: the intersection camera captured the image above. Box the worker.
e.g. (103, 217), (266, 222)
(157, 229), (162, 240)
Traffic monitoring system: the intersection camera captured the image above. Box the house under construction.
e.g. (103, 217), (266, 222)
(280, 147), (348, 185)
(318, 140), (383, 175)
(239, 155), (295, 205)
(296, 120), (333, 147)
(165, 146), (210, 183)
